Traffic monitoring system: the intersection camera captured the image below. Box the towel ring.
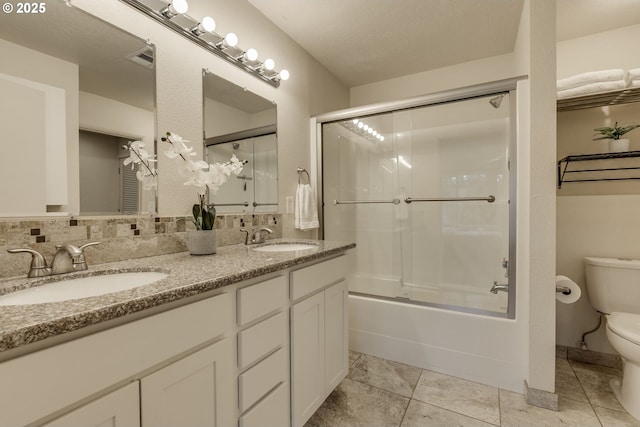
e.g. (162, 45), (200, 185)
(297, 167), (310, 184)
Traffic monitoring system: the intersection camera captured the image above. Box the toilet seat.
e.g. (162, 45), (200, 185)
(607, 312), (640, 346)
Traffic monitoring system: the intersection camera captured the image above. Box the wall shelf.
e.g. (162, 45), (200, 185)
(557, 86), (640, 112)
(557, 150), (640, 188)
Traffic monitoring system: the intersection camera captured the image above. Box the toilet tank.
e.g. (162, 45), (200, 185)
(584, 257), (640, 315)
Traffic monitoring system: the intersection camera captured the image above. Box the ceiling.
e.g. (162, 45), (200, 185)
(249, 0), (640, 88)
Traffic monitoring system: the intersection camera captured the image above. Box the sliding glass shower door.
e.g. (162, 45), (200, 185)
(322, 93), (514, 316)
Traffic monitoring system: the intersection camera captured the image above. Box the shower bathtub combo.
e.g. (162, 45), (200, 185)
(313, 78), (526, 391)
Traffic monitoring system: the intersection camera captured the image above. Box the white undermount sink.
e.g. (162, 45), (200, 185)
(252, 243), (318, 252)
(0, 271), (168, 306)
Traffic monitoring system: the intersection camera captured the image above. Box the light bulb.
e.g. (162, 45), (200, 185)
(368, 128), (373, 134)
(279, 69), (290, 81)
(372, 131), (378, 136)
(224, 32), (238, 47)
(169, 0), (188, 14)
(264, 58), (275, 71)
(161, 0), (188, 18)
(357, 122), (364, 129)
(380, 136), (385, 141)
(363, 125), (369, 131)
(244, 48), (259, 62)
(200, 16), (215, 32)
(192, 16), (216, 35)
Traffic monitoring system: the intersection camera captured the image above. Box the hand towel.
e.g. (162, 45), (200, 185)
(557, 69), (624, 91)
(295, 183), (319, 230)
(625, 68), (640, 84)
(557, 80), (627, 100)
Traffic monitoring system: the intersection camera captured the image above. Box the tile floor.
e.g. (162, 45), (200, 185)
(305, 352), (640, 427)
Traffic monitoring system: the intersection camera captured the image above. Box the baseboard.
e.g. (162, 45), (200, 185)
(556, 345), (622, 370)
(524, 380), (558, 411)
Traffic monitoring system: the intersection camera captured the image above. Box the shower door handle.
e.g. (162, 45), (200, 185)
(404, 195), (495, 204)
(332, 199), (401, 205)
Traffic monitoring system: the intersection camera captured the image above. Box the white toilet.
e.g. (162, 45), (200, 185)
(584, 256), (640, 420)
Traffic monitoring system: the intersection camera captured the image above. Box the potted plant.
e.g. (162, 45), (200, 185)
(593, 122), (640, 153)
(162, 132), (244, 255)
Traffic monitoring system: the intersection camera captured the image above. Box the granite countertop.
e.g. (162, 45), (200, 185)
(0, 239), (355, 354)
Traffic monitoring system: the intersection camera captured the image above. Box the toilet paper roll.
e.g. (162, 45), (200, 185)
(555, 275), (581, 304)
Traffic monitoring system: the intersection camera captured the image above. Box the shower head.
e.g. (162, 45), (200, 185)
(232, 142), (240, 150)
(489, 94), (505, 109)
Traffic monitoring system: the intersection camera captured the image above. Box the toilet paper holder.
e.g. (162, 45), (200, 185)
(556, 285), (571, 295)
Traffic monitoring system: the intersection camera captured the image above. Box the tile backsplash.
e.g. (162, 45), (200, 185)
(0, 213), (281, 279)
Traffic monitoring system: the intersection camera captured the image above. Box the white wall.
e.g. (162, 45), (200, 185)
(0, 76), (46, 215)
(0, 39), (78, 214)
(343, 0), (557, 394)
(73, 0), (349, 238)
(556, 24), (640, 354)
(557, 24), (640, 79)
(80, 92), (155, 145)
(204, 98), (253, 137)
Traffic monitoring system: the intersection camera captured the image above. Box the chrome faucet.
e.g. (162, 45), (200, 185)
(239, 227), (273, 245)
(490, 281), (509, 294)
(8, 242), (100, 278)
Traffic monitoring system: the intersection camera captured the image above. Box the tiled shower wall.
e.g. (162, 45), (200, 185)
(0, 213), (281, 279)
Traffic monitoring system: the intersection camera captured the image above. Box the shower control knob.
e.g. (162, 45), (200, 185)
(502, 258), (509, 278)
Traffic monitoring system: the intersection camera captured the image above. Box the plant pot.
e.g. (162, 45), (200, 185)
(186, 229), (217, 255)
(609, 138), (630, 153)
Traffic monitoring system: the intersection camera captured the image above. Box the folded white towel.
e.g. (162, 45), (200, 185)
(557, 80), (627, 100)
(557, 69), (625, 91)
(629, 80), (640, 88)
(295, 183), (319, 230)
(625, 68), (640, 83)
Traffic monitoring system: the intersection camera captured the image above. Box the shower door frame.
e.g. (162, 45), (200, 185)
(312, 77), (523, 319)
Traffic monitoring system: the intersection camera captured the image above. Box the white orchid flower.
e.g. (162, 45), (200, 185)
(204, 163), (232, 194)
(183, 169), (209, 196)
(165, 140), (196, 160)
(124, 142), (158, 190)
(160, 131), (245, 226)
(227, 154), (244, 175)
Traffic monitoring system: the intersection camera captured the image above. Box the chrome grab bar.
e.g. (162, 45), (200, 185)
(332, 199), (401, 205)
(210, 202), (249, 207)
(332, 196), (495, 205)
(253, 202), (278, 207)
(405, 195), (495, 204)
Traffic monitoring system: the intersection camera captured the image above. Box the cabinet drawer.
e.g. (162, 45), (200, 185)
(239, 381), (290, 427)
(239, 347), (288, 413)
(290, 255), (347, 301)
(238, 275), (288, 327)
(238, 311), (288, 370)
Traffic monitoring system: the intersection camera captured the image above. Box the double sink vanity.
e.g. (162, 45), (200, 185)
(0, 239), (355, 427)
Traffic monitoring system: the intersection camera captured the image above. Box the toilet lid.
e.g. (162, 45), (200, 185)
(607, 312), (640, 345)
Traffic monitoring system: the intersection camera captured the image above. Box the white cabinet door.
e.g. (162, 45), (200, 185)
(43, 381), (140, 427)
(324, 280), (348, 392)
(291, 291), (325, 427)
(140, 339), (234, 427)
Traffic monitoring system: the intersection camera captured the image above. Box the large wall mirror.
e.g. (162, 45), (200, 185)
(0, 1), (156, 216)
(203, 71), (278, 213)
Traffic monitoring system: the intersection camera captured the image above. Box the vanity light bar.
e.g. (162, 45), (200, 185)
(119, 0), (289, 87)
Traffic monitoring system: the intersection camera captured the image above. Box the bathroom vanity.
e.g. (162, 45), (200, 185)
(0, 239), (354, 427)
